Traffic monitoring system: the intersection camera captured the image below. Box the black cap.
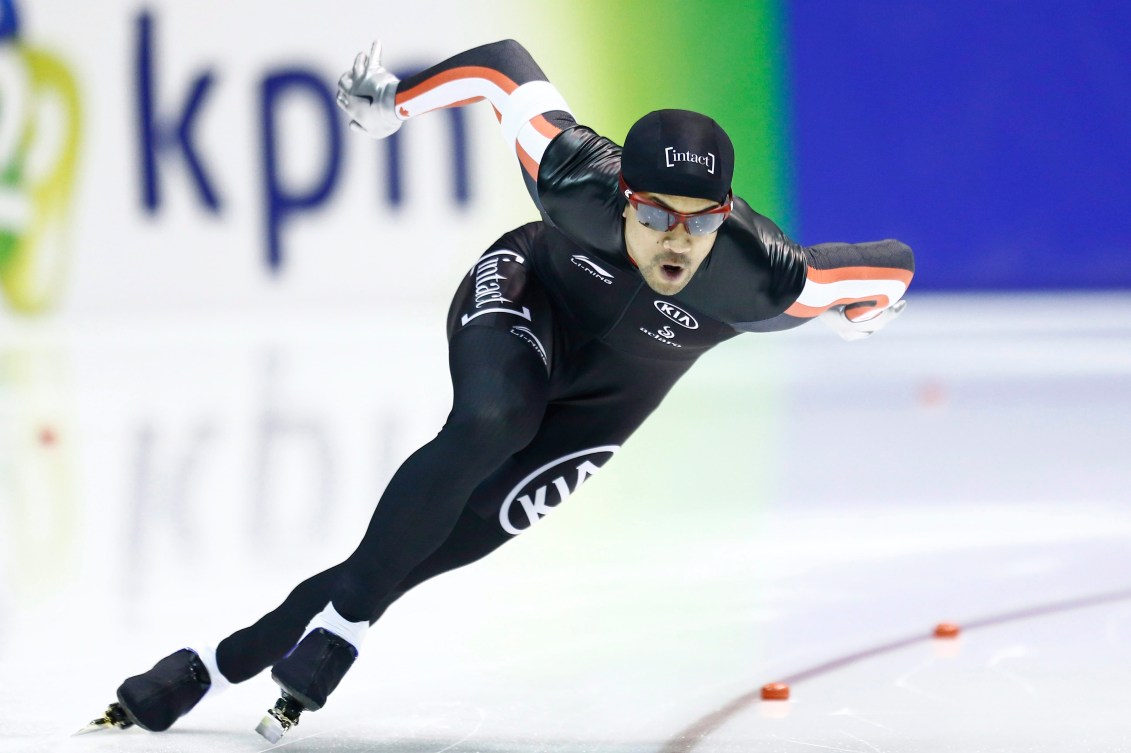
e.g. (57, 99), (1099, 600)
(621, 109), (734, 203)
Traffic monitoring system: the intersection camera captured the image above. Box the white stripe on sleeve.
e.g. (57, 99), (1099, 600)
(795, 277), (908, 310)
(500, 81), (572, 153)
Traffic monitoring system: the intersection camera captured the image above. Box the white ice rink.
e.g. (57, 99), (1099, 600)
(1, 293), (1130, 752)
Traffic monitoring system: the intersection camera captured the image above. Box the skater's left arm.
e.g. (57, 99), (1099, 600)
(737, 232), (915, 339)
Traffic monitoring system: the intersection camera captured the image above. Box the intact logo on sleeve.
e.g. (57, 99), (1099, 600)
(460, 249), (532, 325)
(665, 147), (715, 174)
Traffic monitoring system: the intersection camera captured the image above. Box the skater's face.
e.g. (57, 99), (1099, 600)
(623, 191), (723, 296)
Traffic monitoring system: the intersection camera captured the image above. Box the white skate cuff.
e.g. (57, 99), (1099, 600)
(302, 602), (370, 652)
(186, 644), (232, 698)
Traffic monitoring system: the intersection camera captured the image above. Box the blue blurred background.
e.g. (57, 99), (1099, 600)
(789, 1), (1131, 290)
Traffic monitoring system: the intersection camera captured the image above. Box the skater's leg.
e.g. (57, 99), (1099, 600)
(106, 326), (548, 735)
(217, 500), (507, 683)
(216, 324), (547, 682)
(367, 505), (511, 622)
(328, 325), (549, 623)
(258, 504), (512, 733)
(105, 234), (554, 736)
(96, 562), (349, 733)
(368, 349), (697, 619)
(260, 243), (559, 732)
(215, 563), (346, 683)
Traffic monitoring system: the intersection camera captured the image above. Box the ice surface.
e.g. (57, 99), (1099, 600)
(2, 293), (1130, 752)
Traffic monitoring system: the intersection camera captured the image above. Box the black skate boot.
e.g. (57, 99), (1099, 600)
(116, 648), (212, 731)
(255, 628), (357, 742)
(77, 648), (213, 735)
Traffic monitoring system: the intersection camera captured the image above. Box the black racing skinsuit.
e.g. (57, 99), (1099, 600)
(214, 41), (914, 684)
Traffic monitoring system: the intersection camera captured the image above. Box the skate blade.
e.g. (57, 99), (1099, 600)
(73, 703), (132, 736)
(73, 721), (113, 736)
(72, 717), (118, 736)
(255, 712), (288, 744)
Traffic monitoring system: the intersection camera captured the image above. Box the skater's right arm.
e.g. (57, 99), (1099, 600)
(336, 39), (579, 217)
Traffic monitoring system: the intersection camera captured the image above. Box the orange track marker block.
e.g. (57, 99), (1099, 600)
(934, 622), (961, 638)
(761, 682), (790, 701)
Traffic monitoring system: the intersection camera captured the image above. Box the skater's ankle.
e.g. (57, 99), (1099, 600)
(186, 644), (232, 698)
(302, 602), (369, 652)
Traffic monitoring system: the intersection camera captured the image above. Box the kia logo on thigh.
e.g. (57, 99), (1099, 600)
(499, 446), (619, 535)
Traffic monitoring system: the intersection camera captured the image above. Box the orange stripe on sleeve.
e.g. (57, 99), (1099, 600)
(439, 96), (486, 110)
(516, 142), (539, 180)
(530, 114), (563, 140)
(395, 66), (520, 106)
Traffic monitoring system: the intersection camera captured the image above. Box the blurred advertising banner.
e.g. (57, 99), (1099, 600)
(0, 0), (794, 318)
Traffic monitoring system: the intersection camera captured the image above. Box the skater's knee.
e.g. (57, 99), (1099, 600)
(446, 399), (540, 456)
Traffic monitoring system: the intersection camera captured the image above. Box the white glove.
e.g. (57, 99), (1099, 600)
(335, 41), (403, 139)
(819, 299), (907, 341)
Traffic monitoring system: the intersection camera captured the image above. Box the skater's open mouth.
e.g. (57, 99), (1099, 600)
(661, 263), (684, 280)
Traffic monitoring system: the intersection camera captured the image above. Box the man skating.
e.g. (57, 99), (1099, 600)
(83, 38), (913, 742)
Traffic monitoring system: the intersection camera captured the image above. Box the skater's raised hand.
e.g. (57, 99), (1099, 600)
(336, 40), (402, 139)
